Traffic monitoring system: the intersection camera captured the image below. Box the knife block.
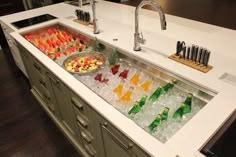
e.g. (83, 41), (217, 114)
(168, 54), (213, 73)
(73, 19), (92, 26)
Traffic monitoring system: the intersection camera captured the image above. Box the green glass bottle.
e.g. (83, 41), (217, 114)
(139, 95), (147, 107)
(148, 80), (176, 102)
(128, 101), (141, 115)
(162, 82), (174, 92)
(172, 93), (193, 119)
(183, 93), (193, 114)
(148, 114), (162, 131)
(161, 107), (169, 121)
(172, 103), (184, 119)
(148, 87), (162, 102)
(128, 95), (147, 114)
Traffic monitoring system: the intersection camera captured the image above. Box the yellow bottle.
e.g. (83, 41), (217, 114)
(113, 84), (123, 96)
(140, 80), (151, 91)
(120, 90), (132, 102)
(130, 73), (140, 85)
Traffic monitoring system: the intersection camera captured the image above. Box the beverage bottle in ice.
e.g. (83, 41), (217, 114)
(149, 81), (175, 102)
(113, 83), (123, 96)
(161, 107), (169, 121)
(119, 69), (129, 79)
(120, 90), (132, 102)
(172, 93), (193, 119)
(140, 80), (151, 91)
(110, 64), (120, 75)
(183, 93), (193, 114)
(148, 114), (162, 131)
(128, 95), (147, 114)
(162, 80), (176, 92)
(128, 101), (141, 115)
(148, 86), (162, 102)
(130, 72), (140, 85)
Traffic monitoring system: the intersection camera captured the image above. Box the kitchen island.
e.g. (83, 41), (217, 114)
(1, 1), (236, 157)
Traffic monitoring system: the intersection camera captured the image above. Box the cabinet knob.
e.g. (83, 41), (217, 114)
(103, 122), (108, 127)
(128, 143), (133, 149)
(56, 80), (60, 84)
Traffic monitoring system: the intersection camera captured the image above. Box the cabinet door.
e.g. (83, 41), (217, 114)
(18, 45), (44, 97)
(47, 72), (78, 138)
(99, 120), (150, 157)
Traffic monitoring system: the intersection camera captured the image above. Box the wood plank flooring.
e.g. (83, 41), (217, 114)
(0, 49), (80, 157)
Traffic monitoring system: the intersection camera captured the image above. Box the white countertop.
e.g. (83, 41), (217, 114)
(2, 1), (236, 157)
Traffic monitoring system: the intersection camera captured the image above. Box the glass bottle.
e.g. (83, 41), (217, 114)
(130, 72), (140, 85)
(128, 95), (147, 114)
(172, 93), (193, 119)
(148, 114), (162, 131)
(161, 107), (169, 121)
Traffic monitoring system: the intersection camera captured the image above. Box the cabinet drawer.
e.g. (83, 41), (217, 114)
(101, 121), (150, 157)
(70, 92), (88, 116)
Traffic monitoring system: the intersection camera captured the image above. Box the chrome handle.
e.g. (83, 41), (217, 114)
(84, 144), (96, 156)
(81, 131), (93, 143)
(77, 115), (88, 128)
(102, 123), (133, 150)
(71, 97), (83, 110)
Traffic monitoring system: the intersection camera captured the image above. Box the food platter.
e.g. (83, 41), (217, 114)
(63, 52), (105, 75)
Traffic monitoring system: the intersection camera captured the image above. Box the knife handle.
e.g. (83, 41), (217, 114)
(197, 47), (203, 63)
(176, 41), (181, 56)
(203, 50), (211, 66)
(194, 46), (199, 62)
(187, 47), (191, 60)
(191, 45), (195, 61)
(182, 46), (186, 59)
(200, 49), (207, 64)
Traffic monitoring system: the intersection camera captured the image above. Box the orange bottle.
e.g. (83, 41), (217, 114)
(113, 84), (123, 96)
(120, 90), (132, 102)
(140, 80), (151, 91)
(130, 73), (140, 85)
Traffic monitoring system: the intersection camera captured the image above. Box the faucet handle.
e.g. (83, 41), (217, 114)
(138, 32), (146, 44)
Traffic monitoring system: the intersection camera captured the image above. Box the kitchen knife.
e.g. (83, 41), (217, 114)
(187, 47), (190, 59)
(203, 50), (211, 66)
(200, 49), (207, 64)
(182, 46), (186, 59)
(197, 47), (203, 63)
(191, 44), (195, 61)
(176, 41), (181, 56)
(194, 46), (199, 62)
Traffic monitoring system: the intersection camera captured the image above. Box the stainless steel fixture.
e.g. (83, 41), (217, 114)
(134, 0), (167, 51)
(91, 0), (99, 34)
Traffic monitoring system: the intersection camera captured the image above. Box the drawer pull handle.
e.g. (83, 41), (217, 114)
(77, 116), (88, 128)
(33, 63), (41, 71)
(84, 144), (96, 156)
(71, 97), (83, 109)
(81, 131), (92, 143)
(39, 79), (46, 87)
(102, 123), (133, 150)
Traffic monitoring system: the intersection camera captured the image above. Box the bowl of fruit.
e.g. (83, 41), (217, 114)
(63, 52), (104, 75)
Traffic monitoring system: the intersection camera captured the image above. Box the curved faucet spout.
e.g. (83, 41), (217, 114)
(134, 0), (167, 51)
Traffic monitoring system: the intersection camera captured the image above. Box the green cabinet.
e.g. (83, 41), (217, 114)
(92, 113), (151, 157)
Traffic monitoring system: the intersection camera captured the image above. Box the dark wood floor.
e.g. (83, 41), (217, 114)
(0, 49), (80, 157)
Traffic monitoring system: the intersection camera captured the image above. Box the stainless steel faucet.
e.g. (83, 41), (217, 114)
(91, 0), (99, 34)
(134, 0), (167, 51)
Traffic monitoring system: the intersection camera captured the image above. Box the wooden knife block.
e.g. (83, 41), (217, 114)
(73, 19), (92, 26)
(168, 54), (213, 73)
